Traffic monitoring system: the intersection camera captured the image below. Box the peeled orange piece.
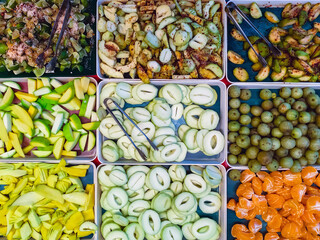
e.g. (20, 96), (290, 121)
(239, 197), (255, 210)
(301, 209), (318, 225)
(227, 198), (236, 211)
(235, 203), (249, 219)
(262, 176), (276, 193)
(240, 169), (256, 183)
(267, 213), (282, 230)
(262, 207), (278, 222)
(306, 196), (320, 213)
(264, 232), (280, 240)
(281, 222), (301, 239)
(276, 186), (292, 200)
(266, 194), (285, 209)
(231, 224), (249, 238)
(252, 177), (263, 195)
(236, 182), (254, 199)
(254, 232), (263, 240)
(282, 171), (302, 186)
(290, 184), (307, 202)
(301, 166), (318, 186)
(256, 171), (270, 181)
(248, 218), (262, 233)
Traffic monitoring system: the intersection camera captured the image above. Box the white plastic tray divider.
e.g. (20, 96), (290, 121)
(0, 160), (98, 240)
(0, 77), (98, 162)
(225, 0), (320, 84)
(96, 80), (227, 165)
(226, 82), (320, 168)
(96, 0), (227, 81)
(96, 163), (227, 240)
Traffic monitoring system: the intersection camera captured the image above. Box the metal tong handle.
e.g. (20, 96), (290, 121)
(104, 98), (158, 161)
(227, 1), (282, 57)
(225, 3), (267, 67)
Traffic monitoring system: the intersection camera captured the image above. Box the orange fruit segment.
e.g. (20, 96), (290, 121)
(252, 177), (263, 195)
(281, 222), (301, 239)
(227, 198), (236, 211)
(256, 171), (270, 181)
(241, 169), (256, 183)
(248, 218), (262, 234)
(266, 194), (285, 209)
(282, 171), (302, 186)
(301, 166), (318, 186)
(262, 176), (276, 193)
(290, 183), (307, 202)
(236, 182), (254, 199)
(264, 232), (280, 240)
(239, 197), (255, 210)
(306, 196), (320, 213)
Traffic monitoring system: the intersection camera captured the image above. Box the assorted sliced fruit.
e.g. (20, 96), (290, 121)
(99, 82), (225, 162)
(230, 2), (320, 82)
(0, 77), (98, 159)
(228, 168), (320, 239)
(228, 85), (320, 172)
(99, 165), (222, 240)
(0, 159), (97, 240)
(98, 0), (224, 80)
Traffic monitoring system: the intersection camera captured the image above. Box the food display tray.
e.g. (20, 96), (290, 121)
(96, 0), (227, 81)
(96, 163), (227, 240)
(226, 82), (320, 168)
(0, 77), (98, 161)
(226, 0), (320, 83)
(0, 0), (96, 78)
(96, 79), (227, 164)
(0, 160), (98, 240)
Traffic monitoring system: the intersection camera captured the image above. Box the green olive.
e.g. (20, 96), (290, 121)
(274, 115), (286, 127)
(292, 101), (307, 112)
(281, 136), (296, 149)
(229, 143), (242, 155)
(239, 103), (251, 114)
(239, 126), (250, 135)
(246, 146), (259, 159)
(298, 111), (311, 124)
(280, 156), (294, 168)
(278, 102), (291, 114)
(286, 109), (299, 121)
(229, 98), (241, 108)
(228, 132), (239, 143)
(306, 150), (319, 163)
(271, 128), (283, 138)
(289, 147), (303, 159)
(276, 147), (289, 158)
(303, 87), (315, 98)
(228, 169), (241, 181)
(297, 124), (308, 135)
(279, 121), (293, 134)
(306, 93), (320, 108)
(257, 123), (271, 136)
(296, 136), (310, 149)
(291, 87), (303, 99)
(299, 157), (308, 166)
(239, 115), (251, 125)
(308, 127), (320, 139)
(273, 97), (285, 108)
(240, 89), (252, 101)
(286, 97), (296, 105)
(290, 160), (302, 173)
(251, 134), (261, 146)
(260, 89), (272, 100)
(228, 121), (241, 131)
(271, 138), (281, 150)
(291, 127), (302, 139)
(279, 87), (291, 99)
(259, 137), (272, 151)
(251, 106), (263, 116)
(228, 109), (240, 120)
(261, 111), (273, 123)
(248, 160), (262, 173)
(270, 108), (280, 117)
(257, 151), (273, 166)
(251, 117), (261, 128)
(309, 139), (320, 151)
(228, 86), (241, 98)
(266, 159), (279, 172)
(238, 154), (249, 165)
(228, 154), (238, 165)
(236, 135), (251, 149)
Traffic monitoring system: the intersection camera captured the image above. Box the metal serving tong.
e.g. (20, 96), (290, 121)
(225, 1), (282, 67)
(36, 0), (71, 72)
(103, 98), (158, 161)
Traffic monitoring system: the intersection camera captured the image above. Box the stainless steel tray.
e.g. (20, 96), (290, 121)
(97, 80), (227, 164)
(96, 0), (227, 81)
(0, 160), (98, 240)
(96, 163), (227, 240)
(226, 82), (320, 168)
(0, 77), (98, 161)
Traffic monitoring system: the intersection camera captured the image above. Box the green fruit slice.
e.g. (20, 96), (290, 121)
(64, 132), (81, 151)
(30, 137), (51, 147)
(53, 137), (65, 159)
(79, 134), (88, 152)
(32, 150), (52, 157)
(82, 121), (100, 131)
(0, 87), (14, 110)
(63, 123), (74, 142)
(51, 112), (64, 134)
(58, 87), (75, 104)
(33, 87), (52, 96)
(70, 114), (82, 130)
(0, 149), (16, 158)
(55, 81), (74, 94)
(34, 119), (51, 138)
(3, 81), (21, 90)
(79, 95), (89, 117)
(87, 131), (95, 151)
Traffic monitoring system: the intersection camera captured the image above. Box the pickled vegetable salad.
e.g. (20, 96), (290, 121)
(0, 0), (94, 76)
(98, 0), (224, 81)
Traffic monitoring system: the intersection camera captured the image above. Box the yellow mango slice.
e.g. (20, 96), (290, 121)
(9, 132), (25, 158)
(65, 212), (84, 231)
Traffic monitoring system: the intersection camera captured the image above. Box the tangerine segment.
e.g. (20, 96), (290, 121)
(254, 232), (263, 240)
(281, 222), (301, 239)
(291, 184), (307, 202)
(262, 207), (278, 222)
(231, 224), (249, 238)
(248, 218), (262, 234)
(282, 171), (302, 186)
(239, 197), (255, 210)
(236, 183), (254, 199)
(306, 186), (320, 196)
(235, 203), (249, 219)
(245, 208), (258, 220)
(306, 223), (320, 236)
(301, 210), (318, 225)
(262, 176), (276, 193)
(264, 232), (280, 240)
(256, 171), (270, 181)
(236, 231), (256, 240)
(287, 215), (304, 229)
(306, 196), (320, 213)
(301, 166), (318, 186)
(315, 174), (320, 188)
(266, 194), (285, 209)
(276, 186), (292, 200)
(252, 177), (263, 195)
(227, 198), (236, 211)
(267, 214), (282, 230)
(241, 169), (256, 183)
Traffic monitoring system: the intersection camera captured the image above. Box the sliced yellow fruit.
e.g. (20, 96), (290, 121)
(9, 132), (25, 157)
(36, 79), (43, 89)
(15, 92), (38, 102)
(28, 105), (38, 119)
(61, 150), (77, 157)
(11, 105), (33, 129)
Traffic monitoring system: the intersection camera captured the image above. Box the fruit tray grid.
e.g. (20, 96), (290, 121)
(96, 80), (227, 164)
(226, 82), (320, 167)
(0, 77), (98, 161)
(226, 0), (320, 83)
(96, 163), (227, 240)
(95, 0), (227, 81)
